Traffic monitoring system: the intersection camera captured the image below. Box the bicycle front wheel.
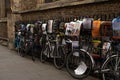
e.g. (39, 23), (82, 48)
(66, 49), (93, 79)
(102, 55), (120, 80)
(54, 46), (66, 69)
(18, 41), (25, 57)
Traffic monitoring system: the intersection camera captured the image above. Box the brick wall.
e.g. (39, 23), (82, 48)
(21, 1), (120, 21)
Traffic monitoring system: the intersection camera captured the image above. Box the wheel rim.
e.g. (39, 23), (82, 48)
(54, 46), (65, 69)
(66, 50), (92, 79)
(41, 45), (48, 62)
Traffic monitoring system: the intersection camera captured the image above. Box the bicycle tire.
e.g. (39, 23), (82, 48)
(66, 49), (93, 79)
(18, 48), (23, 56)
(102, 55), (120, 80)
(40, 44), (48, 63)
(31, 45), (35, 61)
(19, 41), (25, 57)
(54, 46), (66, 69)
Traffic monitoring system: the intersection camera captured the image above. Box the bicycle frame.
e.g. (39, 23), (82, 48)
(43, 34), (59, 58)
(84, 40), (112, 70)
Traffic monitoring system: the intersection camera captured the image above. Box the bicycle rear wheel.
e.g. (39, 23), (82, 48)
(66, 49), (93, 79)
(18, 48), (24, 56)
(54, 46), (66, 69)
(40, 45), (49, 63)
(102, 55), (120, 80)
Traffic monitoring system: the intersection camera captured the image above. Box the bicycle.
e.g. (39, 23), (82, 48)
(101, 41), (120, 80)
(54, 34), (80, 69)
(53, 33), (67, 69)
(18, 30), (35, 61)
(66, 38), (120, 79)
(40, 33), (66, 69)
(66, 37), (93, 79)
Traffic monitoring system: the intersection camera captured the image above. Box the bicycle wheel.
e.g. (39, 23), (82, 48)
(66, 49), (93, 79)
(19, 41), (25, 57)
(17, 41), (21, 55)
(40, 44), (49, 63)
(18, 48), (23, 56)
(102, 55), (120, 80)
(54, 45), (66, 69)
(18, 47), (21, 55)
(31, 44), (35, 61)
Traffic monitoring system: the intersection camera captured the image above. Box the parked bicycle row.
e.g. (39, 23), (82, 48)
(15, 17), (120, 80)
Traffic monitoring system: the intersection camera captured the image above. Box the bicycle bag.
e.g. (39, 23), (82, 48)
(47, 20), (53, 33)
(65, 22), (76, 36)
(52, 19), (61, 32)
(100, 21), (112, 41)
(81, 18), (93, 36)
(92, 20), (101, 39)
(65, 20), (82, 37)
(115, 43), (120, 52)
(112, 17), (120, 40)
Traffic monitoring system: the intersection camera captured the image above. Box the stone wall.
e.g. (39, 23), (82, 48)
(7, 13), (22, 49)
(11, 0), (21, 12)
(11, 0), (37, 11)
(0, 0), (7, 39)
(12, 0), (107, 13)
(20, 0), (37, 10)
(0, 0), (5, 18)
(20, 1), (120, 21)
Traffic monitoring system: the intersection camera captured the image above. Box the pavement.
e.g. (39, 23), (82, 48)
(0, 45), (99, 80)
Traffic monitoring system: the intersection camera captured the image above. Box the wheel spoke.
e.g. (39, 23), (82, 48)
(109, 58), (115, 70)
(115, 56), (119, 70)
(102, 56), (120, 80)
(54, 46), (66, 69)
(117, 56), (120, 69)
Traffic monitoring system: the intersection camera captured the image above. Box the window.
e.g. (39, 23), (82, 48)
(5, 0), (11, 17)
(44, 0), (59, 3)
(45, 0), (53, 3)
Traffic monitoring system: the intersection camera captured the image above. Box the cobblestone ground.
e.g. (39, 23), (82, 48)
(0, 45), (99, 80)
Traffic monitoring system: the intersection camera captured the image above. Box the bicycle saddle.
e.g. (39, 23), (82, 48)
(65, 39), (72, 43)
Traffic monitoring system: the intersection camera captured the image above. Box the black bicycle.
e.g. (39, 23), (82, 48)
(101, 41), (120, 80)
(66, 39), (120, 79)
